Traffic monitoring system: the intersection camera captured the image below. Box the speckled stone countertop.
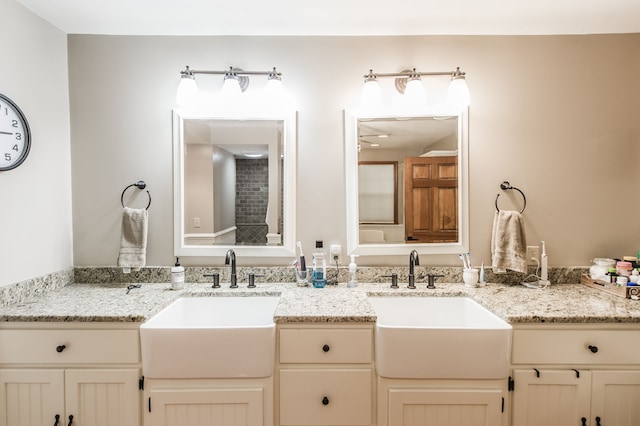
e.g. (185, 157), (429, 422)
(1, 281), (639, 324)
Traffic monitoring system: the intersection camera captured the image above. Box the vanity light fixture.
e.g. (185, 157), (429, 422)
(175, 65), (284, 107)
(359, 66), (470, 113)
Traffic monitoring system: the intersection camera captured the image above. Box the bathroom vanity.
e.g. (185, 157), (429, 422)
(1, 282), (640, 426)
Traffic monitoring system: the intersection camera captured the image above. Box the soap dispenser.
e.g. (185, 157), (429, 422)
(171, 257), (185, 290)
(347, 255), (359, 288)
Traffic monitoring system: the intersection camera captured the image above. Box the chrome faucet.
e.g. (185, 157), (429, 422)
(225, 249), (238, 288)
(408, 249), (420, 289)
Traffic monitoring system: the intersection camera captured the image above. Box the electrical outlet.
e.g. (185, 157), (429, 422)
(330, 244), (342, 265)
(526, 246), (540, 265)
(194, 217), (201, 228)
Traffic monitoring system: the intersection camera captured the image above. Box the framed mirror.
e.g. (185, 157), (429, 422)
(344, 110), (469, 256)
(173, 109), (297, 257)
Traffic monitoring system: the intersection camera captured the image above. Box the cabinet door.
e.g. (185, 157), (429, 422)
(147, 386), (264, 426)
(388, 388), (502, 426)
(0, 369), (64, 426)
(65, 369), (140, 426)
(511, 369), (591, 426)
(591, 370), (640, 426)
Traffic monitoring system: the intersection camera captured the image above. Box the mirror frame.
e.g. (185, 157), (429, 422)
(344, 109), (469, 256)
(173, 109), (297, 257)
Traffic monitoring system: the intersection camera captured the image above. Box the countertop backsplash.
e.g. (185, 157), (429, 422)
(2, 265), (586, 307)
(0, 268), (73, 307)
(73, 265), (586, 285)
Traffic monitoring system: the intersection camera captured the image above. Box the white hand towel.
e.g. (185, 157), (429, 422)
(117, 207), (148, 273)
(491, 210), (527, 274)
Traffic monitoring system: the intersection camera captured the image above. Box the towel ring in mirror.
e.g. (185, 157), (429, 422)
(121, 180), (151, 210)
(495, 181), (526, 214)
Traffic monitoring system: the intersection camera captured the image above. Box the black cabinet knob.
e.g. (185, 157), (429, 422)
(67, 415), (74, 426)
(56, 345), (66, 353)
(581, 418), (586, 426)
(322, 396), (329, 405)
(595, 416), (601, 426)
(322, 344), (330, 352)
(588, 345), (598, 353)
(54, 414), (60, 426)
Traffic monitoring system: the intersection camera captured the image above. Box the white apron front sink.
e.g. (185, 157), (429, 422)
(140, 296), (279, 379)
(369, 297), (512, 379)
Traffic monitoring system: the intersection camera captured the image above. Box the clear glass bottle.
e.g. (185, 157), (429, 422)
(312, 240), (327, 288)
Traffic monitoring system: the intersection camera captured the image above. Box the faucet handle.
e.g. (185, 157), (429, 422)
(427, 274), (444, 289)
(248, 273), (264, 288)
(382, 274), (398, 288)
(204, 273), (220, 288)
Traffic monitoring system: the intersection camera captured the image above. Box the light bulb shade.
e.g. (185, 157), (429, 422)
(221, 76), (242, 97)
(403, 78), (427, 110)
(359, 80), (383, 113)
(447, 78), (470, 111)
(265, 78), (283, 96)
(176, 76), (198, 108)
(264, 78), (287, 111)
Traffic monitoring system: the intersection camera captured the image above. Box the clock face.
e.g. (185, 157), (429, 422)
(0, 93), (31, 171)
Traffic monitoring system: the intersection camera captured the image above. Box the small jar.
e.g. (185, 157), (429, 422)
(616, 261), (633, 277)
(616, 276), (628, 286)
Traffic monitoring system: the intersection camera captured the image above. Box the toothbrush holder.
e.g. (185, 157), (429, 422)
(295, 269), (309, 287)
(463, 268), (480, 287)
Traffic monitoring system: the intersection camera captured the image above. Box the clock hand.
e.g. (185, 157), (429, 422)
(0, 131), (13, 135)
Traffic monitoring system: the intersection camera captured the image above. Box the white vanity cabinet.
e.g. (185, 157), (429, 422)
(510, 325), (640, 426)
(277, 324), (374, 426)
(0, 324), (141, 426)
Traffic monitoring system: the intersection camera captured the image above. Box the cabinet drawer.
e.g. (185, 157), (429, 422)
(279, 369), (371, 425)
(512, 329), (640, 365)
(0, 329), (140, 364)
(279, 328), (372, 364)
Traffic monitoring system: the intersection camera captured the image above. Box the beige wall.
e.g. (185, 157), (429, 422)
(67, 34), (640, 267)
(0, 0), (72, 286)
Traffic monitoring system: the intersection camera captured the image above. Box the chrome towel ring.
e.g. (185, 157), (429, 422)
(495, 181), (526, 214)
(121, 180), (151, 210)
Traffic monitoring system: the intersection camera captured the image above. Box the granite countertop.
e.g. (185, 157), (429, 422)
(1, 281), (639, 324)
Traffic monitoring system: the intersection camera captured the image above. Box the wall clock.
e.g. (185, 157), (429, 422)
(0, 93), (31, 171)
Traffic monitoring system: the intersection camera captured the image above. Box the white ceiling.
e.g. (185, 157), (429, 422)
(14, 0), (640, 36)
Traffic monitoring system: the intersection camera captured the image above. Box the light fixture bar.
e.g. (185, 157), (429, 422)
(363, 67), (464, 79)
(182, 66), (282, 78)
